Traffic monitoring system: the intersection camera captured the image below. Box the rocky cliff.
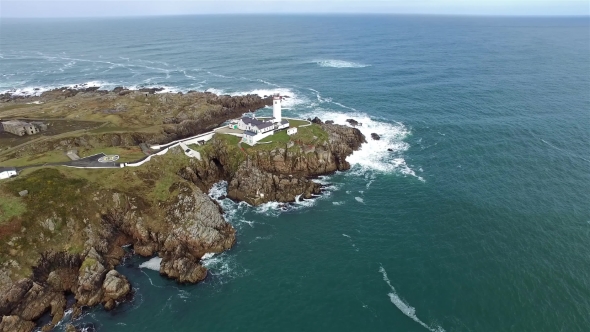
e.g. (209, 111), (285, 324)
(0, 166), (235, 331)
(181, 122), (366, 205)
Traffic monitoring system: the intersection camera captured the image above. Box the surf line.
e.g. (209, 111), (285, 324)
(379, 265), (445, 332)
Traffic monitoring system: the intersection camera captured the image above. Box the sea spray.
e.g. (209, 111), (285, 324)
(138, 257), (162, 271)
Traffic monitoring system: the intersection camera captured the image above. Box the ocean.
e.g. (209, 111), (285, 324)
(1, 15), (589, 332)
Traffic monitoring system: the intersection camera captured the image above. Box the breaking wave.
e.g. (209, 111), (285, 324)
(379, 266), (445, 332)
(314, 59), (371, 68)
(299, 107), (423, 181)
(139, 257), (162, 271)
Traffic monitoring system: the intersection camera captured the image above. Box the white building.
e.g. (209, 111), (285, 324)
(237, 117), (276, 134)
(0, 167), (17, 180)
(287, 127), (298, 135)
(273, 95), (282, 123)
(237, 94), (291, 146)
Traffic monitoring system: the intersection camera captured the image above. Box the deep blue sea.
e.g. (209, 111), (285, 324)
(1, 15), (589, 332)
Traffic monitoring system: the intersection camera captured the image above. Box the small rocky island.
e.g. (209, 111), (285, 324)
(0, 86), (365, 332)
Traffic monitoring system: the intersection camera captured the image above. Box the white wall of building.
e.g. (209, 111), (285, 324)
(273, 97), (282, 123)
(0, 170), (17, 180)
(242, 130), (275, 146)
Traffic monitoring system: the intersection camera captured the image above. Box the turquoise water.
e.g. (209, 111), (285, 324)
(1, 15), (589, 332)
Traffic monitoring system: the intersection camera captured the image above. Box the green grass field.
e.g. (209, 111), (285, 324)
(0, 192), (26, 224)
(0, 151), (70, 167)
(79, 146), (146, 162)
(287, 119), (310, 127)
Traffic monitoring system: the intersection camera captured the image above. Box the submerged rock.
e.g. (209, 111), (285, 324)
(371, 133), (381, 140)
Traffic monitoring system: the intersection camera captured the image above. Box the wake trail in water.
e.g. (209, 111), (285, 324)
(379, 265), (445, 332)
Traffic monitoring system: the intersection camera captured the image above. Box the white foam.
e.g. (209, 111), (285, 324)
(342, 234), (351, 238)
(205, 88), (225, 95)
(201, 252), (215, 260)
(392, 158), (425, 182)
(379, 266), (445, 332)
(139, 257), (162, 271)
(355, 197), (365, 204)
(298, 107), (424, 181)
(200, 252), (247, 282)
(312, 175), (332, 185)
(332, 201), (345, 206)
(1, 80), (117, 97)
(208, 181), (256, 228)
(314, 59), (371, 68)
(249, 235), (273, 244)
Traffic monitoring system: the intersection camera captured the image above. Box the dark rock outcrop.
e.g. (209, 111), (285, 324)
(311, 117), (323, 124)
(371, 133), (380, 140)
(346, 118), (360, 127)
(228, 164), (321, 205)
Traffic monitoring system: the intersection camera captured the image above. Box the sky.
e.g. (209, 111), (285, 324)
(0, 0), (588, 18)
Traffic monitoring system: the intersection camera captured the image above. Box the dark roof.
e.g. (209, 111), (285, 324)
(240, 117), (260, 125)
(281, 119), (289, 124)
(240, 117), (274, 130)
(0, 167), (16, 172)
(243, 130), (257, 136)
(256, 122), (274, 130)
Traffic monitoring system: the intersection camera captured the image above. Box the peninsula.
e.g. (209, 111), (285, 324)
(0, 86), (365, 332)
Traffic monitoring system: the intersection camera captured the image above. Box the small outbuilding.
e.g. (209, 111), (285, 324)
(287, 127), (298, 136)
(0, 167), (17, 180)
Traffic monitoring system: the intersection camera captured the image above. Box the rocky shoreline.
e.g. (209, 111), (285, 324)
(0, 86), (366, 332)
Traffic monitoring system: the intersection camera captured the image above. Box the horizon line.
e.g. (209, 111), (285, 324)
(2, 13), (589, 19)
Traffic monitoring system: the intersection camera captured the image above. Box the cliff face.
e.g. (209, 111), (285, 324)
(182, 123), (366, 205)
(0, 168), (235, 331)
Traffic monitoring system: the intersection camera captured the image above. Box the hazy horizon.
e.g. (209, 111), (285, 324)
(1, 0), (588, 18)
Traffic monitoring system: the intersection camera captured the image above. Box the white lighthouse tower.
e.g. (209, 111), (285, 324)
(272, 94), (282, 123)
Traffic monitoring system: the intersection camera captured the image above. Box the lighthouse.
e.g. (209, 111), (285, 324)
(272, 95), (282, 123)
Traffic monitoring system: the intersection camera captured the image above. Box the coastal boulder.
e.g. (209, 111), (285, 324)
(102, 270), (130, 310)
(346, 118), (360, 127)
(0, 315), (35, 332)
(371, 133), (380, 140)
(75, 248), (107, 307)
(160, 254), (207, 283)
